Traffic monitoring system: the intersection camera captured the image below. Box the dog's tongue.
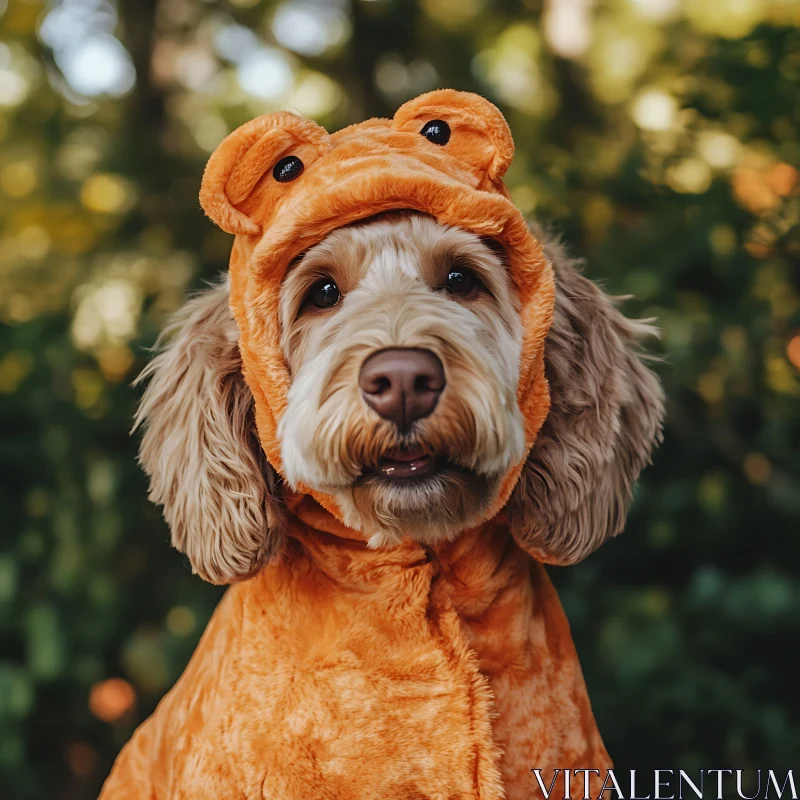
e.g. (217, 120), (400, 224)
(385, 447), (426, 462)
(377, 447), (434, 478)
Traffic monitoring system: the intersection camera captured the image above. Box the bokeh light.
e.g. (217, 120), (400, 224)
(236, 47), (293, 100)
(88, 678), (136, 722)
(39, 0), (136, 98)
(271, 1), (350, 57)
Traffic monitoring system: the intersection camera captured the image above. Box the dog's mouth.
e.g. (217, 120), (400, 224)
(373, 445), (438, 480)
(351, 441), (493, 535)
(358, 444), (476, 485)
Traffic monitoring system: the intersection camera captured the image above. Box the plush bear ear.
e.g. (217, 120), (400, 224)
(506, 230), (665, 565)
(199, 112), (331, 235)
(393, 89), (515, 184)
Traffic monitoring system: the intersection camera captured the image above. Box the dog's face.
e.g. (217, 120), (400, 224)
(277, 213), (525, 545)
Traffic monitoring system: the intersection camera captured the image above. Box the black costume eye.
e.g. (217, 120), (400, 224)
(273, 155), (304, 183)
(308, 278), (341, 308)
(420, 119), (451, 146)
(444, 268), (479, 297)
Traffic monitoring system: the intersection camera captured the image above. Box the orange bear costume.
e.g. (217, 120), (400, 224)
(100, 91), (664, 799)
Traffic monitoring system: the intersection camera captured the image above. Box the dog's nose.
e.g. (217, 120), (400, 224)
(359, 348), (445, 430)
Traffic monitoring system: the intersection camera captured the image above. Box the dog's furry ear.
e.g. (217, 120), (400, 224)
(133, 279), (283, 584)
(507, 232), (665, 565)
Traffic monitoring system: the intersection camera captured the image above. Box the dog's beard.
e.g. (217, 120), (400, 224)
(353, 469), (492, 548)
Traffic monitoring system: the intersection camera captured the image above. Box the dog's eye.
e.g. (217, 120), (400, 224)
(307, 278), (341, 308)
(444, 267), (479, 298)
(273, 155), (304, 183)
(420, 119), (450, 146)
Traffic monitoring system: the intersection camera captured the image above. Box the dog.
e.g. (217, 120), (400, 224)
(100, 90), (664, 800)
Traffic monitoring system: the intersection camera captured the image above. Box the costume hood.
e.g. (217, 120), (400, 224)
(199, 89), (554, 525)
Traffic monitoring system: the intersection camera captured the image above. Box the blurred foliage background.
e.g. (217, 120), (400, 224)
(1, 0), (799, 796)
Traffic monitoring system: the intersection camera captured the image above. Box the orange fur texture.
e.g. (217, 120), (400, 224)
(101, 91), (615, 798)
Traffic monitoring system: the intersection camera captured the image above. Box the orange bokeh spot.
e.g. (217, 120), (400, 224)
(787, 335), (800, 370)
(89, 678), (136, 722)
(732, 161), (797, 214)
(766, 162), (798, 196)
